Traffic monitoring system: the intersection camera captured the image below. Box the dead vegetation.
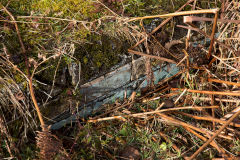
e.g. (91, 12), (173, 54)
(1, 0), (240, 159)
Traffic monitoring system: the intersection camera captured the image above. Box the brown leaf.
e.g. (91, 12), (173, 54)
(119, 146), (141, 160)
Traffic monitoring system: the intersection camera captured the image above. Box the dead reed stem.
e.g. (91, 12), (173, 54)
(208, 78), (240, 87)
(157, 113), (232, 140)
(189, 108), (240, 159)
(177, 24), (235, 52)
(183, 127), (226, 156)
(175, 111), (240, 127)
(128, 9), (219, 22)
(128, 49), (178, 64)
(192, 96), (240, 103)
(159, 131), (181, 154)
(171, 88), (240, 96)
(184, 16), (240, 24)
(88, 106), (219, 122)
(207, 10), (219, 59)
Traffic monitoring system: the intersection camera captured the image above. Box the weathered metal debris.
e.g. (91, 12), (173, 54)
(50, 57), (179, 130)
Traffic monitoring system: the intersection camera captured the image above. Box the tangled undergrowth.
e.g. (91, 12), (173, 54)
(1, 0), (240, 159)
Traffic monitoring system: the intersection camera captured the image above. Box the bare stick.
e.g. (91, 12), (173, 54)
(157, 113), (231, 140)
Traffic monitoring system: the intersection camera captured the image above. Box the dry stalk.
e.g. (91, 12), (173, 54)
(189, 106), (240, 159)
(177, 24), (235, 52)
(171, 88), (240, 96)
(192, 96), (240, 103)
(183, 127), (227, 157)
(184, 16), (240, 24)
(128, 9), (219, 22)
(150, 35), (179, 60)
(208, 78), (240, 87)
(157, 113), (232, 140)
(128, 49), (178, 64)
(175, 111), (240, 128)
(213, 55), (240, 73)
(88, 106), (219, 122)
(207, 10), (218, 59)
(0, 2), (45, 129)
(1, 3), (69, 159)
(130, 0), (195, 49)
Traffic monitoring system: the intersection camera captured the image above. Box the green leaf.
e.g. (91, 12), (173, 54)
(160, 142), (167, 151)
(119, 126), (127, 136)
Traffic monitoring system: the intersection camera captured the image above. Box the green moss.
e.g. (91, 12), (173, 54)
(32, 0), (95, 20)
